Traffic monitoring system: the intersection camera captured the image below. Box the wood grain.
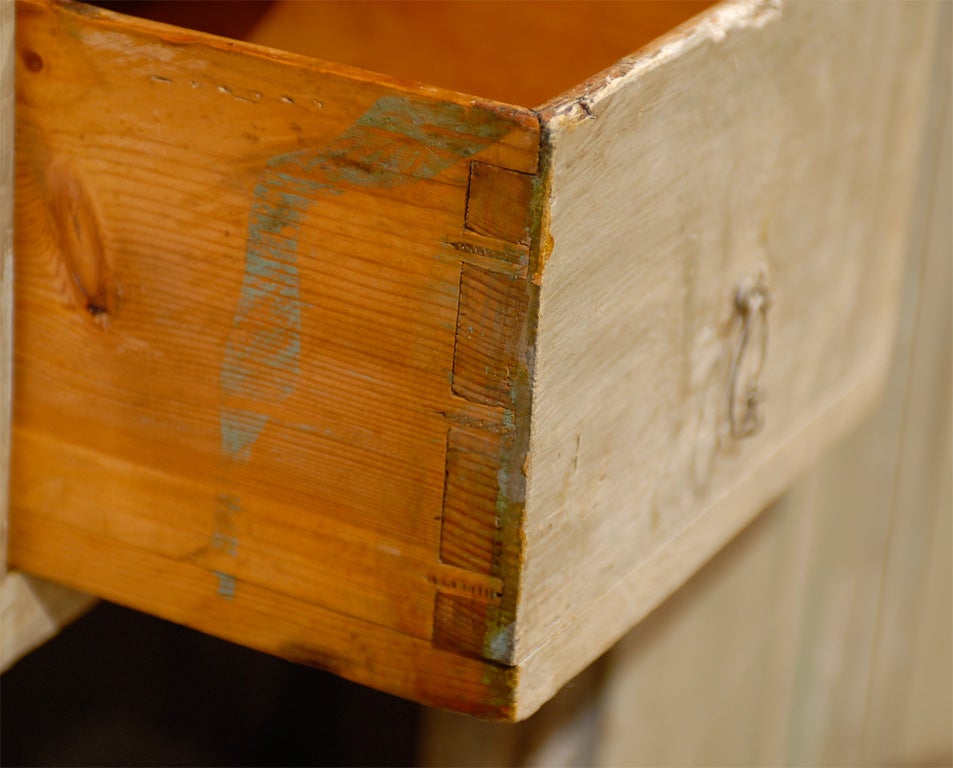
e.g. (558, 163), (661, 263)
(421, 33), (950, 747)
(515, 0), (937, 717)
(9, 0), (942, 724)
(245, 0), (714, 108)
(465, 163), (534, 245)
(592, 20), (951, 762)
(10, 511), (520, 719)
(452, 264), (530, 407)
(1, 0), (94, 673)
(9, 0), (538, 715)
(1, 0), (13, 580)
(440, 428), (504, 576)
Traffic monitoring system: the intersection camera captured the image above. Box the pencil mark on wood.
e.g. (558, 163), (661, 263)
(438, 410), (511, 435)
(447, 240), (524, 264)
(427, 573), (503, 601)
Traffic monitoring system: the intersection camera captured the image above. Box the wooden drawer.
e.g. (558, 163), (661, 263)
(7, 0), (937, 719)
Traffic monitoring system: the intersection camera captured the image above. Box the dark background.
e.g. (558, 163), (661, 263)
(1, 602), (420, 766)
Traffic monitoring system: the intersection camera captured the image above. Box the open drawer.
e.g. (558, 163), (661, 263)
(8, 0), (937, 719)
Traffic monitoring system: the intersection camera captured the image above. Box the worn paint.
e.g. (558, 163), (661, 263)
(212, 94), (517, 597)
(212, 493), (241, 556)
(214, 571), (237, 599)
(486, 622), (515, 661)
(220, 94), (516, 462)
(219, 176), (310, 457)
(262, 95), (517, 191)
(219, 408), (270, 463)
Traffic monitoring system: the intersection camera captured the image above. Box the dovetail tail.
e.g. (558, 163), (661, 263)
(464, 162), (534, 245)
(452, 264), (527, 406)
(440, 428), (505, 574)
(432, 592), (492, 658)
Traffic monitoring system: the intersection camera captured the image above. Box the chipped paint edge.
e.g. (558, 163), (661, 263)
(537, 0), (784, 123)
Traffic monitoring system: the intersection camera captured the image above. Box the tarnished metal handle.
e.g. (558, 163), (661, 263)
(728, 276), (771, 439)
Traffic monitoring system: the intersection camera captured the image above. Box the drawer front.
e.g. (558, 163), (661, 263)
(517, 0), (937, 712)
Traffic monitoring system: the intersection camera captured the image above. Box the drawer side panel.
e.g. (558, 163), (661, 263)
(10, 0), (539, 716)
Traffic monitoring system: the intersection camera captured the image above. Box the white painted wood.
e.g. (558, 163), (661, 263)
(1, 571), (95, 668)
(594, 18), (951, 760)
(514, 0), (937, 716)
(861, 13), (951, 758)
(0, 0), (93, 672)
(422, 9), (950, 746)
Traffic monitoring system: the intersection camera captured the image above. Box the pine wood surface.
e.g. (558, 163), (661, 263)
(1, 0), (95, 673)
(245, 1), (712, 109)
(7, 0), (940, 720)
(9, 0), (539, 716)
(1, 0), (14, 581)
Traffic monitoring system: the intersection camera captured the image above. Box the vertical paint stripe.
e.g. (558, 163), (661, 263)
(211, 95), (516, 596)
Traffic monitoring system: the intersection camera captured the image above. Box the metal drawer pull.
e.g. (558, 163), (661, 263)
(728, 275), (771, 439)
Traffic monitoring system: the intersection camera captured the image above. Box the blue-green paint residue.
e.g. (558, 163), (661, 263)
(212, 493), (241, 557)
(212, 94), (515, 597)
(264, 96), (517, 191)
(219, 176), (315, 456)
(214, 571), (237, 599)
(220, 96), (512, 459)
